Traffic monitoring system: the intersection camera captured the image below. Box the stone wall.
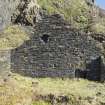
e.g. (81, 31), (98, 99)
(100, 56), (105, 82)
(10, 15), (105, 81)
(12, 69), (75, 78)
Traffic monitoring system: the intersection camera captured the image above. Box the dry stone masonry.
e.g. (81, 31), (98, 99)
(11, 15), (105, 81)
(0, 0), (105, 81)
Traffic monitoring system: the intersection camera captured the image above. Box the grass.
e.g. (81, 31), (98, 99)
(0, 0), (105, 51)
(37, 0), (90, 29)
(0, 25), (30, 50)
(0, 73), (105, 105)
(0, 76), (33, 105)
(91, 18), (105, 33)
(32, 100), (51, 105)
(37, 0), (105, 33)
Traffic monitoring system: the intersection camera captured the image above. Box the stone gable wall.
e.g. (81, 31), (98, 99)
(0, 0), (105, 81)
(10, 15), (105, 81)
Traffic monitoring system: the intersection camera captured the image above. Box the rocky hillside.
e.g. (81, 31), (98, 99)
(0, 0), (104, 31)
(0, 0), (105, 75)
(0, 0), (105, 76)
(0, 0), (105, 49)
(10, 0), (92, 30)
(0, 0), (105, 105)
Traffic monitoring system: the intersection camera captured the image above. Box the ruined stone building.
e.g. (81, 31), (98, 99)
(10, 15), (105, 81)
(0, 0), (105, 82)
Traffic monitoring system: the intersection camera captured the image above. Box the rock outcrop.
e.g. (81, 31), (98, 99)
(11, 0), (41, 26)
(0, 0), (40, 29)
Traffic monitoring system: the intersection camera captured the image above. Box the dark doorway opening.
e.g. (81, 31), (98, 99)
(41, 34), (49, 43)
(75, 69), (88, 79)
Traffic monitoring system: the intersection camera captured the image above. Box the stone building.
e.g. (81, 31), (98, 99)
(10, 14), (105, 81)
(0, 0), (105, 82)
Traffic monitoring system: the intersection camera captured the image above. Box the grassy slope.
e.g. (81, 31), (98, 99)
(91, 17), (105, 33)
(0, 73), (105, 105)
(37, 0), (90, 30)
(0, 0), (105, 50)
(37, 0), (105, 33)
(0, 25), (30, 50)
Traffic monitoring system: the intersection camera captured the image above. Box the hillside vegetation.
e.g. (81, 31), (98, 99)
(0, 1), (105, 105)
(0, 25), (30, 50)
(37, 0), (90, 29)
(0, 0), (105, 49)
(37, 0), (105, 33)
(0, 73), (105, 105)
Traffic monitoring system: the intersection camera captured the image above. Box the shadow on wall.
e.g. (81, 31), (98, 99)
(75, 56), (103, 81)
